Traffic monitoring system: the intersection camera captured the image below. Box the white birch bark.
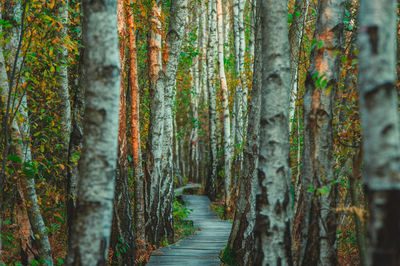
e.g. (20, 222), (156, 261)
(190, 7), (200, 183)
(288, 0), (310, 132)
(200, 1), (208, 106)
(145, 0), (165, 245)
(66, 0), (121, 264)
(146, 0), (188, 244)
(217, 0), (233, 204)
(358, 0), (400, 264)
(253, 0), (293, 264)
(56, 0), (72, 160)
(206, 0), (218, 200)
(227, 1), (261, 263)
(232, 0), (246, 168)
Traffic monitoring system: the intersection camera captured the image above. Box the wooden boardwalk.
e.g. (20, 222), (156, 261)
(147, 195), (232, 265)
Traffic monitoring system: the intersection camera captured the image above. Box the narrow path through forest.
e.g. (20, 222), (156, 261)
(147, 194), (232, 265)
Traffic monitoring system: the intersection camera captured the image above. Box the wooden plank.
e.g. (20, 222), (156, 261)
(147, 194), (232, 265)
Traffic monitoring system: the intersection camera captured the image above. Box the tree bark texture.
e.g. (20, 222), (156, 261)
(216, 0), (233, 204)
(145, 0), (188, 245)
(110, 1), (136, 264)
(126, 3), (147, 262)
(253, 0), (293, 265)
(358, 0), (400, 265)
(288, 0), (310, 131)
(227, 0), (261, 263)
(206, 0), (218, 201)
(296, 1), (345, 265)
(66, 0), (121, 264)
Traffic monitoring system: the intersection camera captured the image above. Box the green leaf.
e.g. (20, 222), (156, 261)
(8, 154), (22, 164)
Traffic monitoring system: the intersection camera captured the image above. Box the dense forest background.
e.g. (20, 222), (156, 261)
(0, 0), (399, 265)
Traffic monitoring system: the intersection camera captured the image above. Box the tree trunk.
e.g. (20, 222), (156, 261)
(66, 0), (121, 264)
(1, 2), (54, 263)
(253, 0), (293, 264)
(226, 0), (261, 263)
(146, 0), (188, 245)
(189, 8), (200, 183)
(288, 0), (310, 131)
(145, 0), (165, 245)
(232, 0), (246, 171)
(216, 0), (233, 204)
(110, 1), (136, 264)
(126, 3), (147, 262)
(161, 0), (188, 242)
(358, 0), (400, 265)
(56, 0), (72, 162)
(296, 1), (345, 265)
(206, 0), (218, 201)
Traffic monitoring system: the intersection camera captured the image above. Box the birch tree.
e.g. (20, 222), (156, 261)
(189, 6), (200, 183)
(358, 0), (400, 265)
(232, 0), (246, 169)
(295, 0), (345, 265)
(56, 0), (71, 161)
(146, 0), (188, 244)
(206, 0), (218, 200)
(110, 1), (135, 263)
(66, 0), (121, 264)
(226, 0), (261, 263)
(126, 3), (147, 261)
(253, 0), (293, 264)
(1, 2), (53, 263)
(288, 0), (310, 131)
(216, 0), (233, 204)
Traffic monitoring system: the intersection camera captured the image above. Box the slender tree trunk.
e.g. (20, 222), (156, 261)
(296, 1), (345, 265)
(66, 0), (121, 264)
(146, 0), (188, 245)
(1, 2), (54, 263)
(145, 0), (165, 245)
(110, 2), (136, 264)
(358, 0), (400, 265)
(206, 0), (218, 201)
(66, 43), (85, 240)
(125, 4), (147, 262)
(288, 0), (310, 131)
(232, 0), (246, 171)
(226, 1), (261, 263)
(189, 8), (200, 183)
(161, 0), (188, 242)
(216, 0), (233, 204)
(56, 0), (72, 162)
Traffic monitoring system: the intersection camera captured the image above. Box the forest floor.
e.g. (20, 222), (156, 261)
(147, 194), (232, 265)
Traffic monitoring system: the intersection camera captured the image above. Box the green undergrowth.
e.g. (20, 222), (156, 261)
(210, 202), (234, 221)
(172, 196), (197, 244)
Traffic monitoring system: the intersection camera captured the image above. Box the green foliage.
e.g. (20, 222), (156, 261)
(173, 198), (192, 221)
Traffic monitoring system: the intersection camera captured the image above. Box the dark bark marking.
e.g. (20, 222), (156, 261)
(367, 26), (379, 55)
